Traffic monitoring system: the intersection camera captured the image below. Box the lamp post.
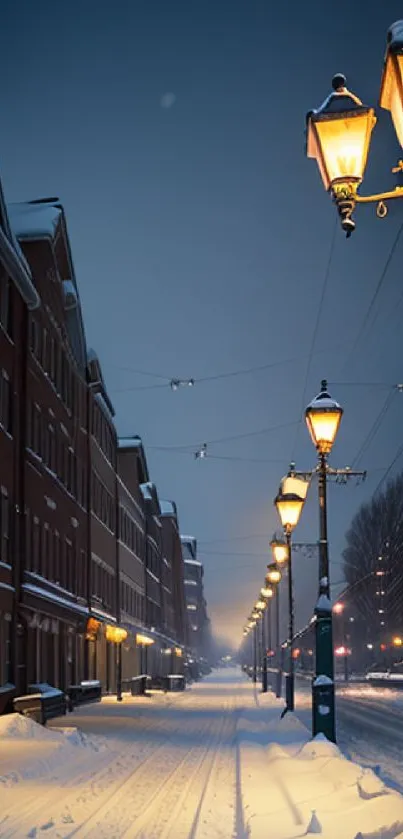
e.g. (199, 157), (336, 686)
(306, 21), (403, 236)
(255, 600), (266, 685)
(305, 380), (343, 741)
(260, 585), (274, 692)
(266, 563), (281, 695)
(274, 487), (306, 712)
(257, 600), (267, 692)
(270, 540), (288, 696)
(251, 612), (259, 683)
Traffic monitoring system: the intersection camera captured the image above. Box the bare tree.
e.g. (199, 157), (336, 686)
(342, 472), (403, 638)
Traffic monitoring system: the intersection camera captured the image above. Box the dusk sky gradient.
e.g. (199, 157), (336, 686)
(1, 0), (403, 646)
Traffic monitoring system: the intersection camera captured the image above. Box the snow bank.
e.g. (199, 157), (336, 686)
(0, 713), (110, 792)
(237, 697), (403, 839)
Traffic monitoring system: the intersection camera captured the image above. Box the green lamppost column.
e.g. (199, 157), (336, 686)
(306, 380), (343, 744)
(313, 451), (335, 740)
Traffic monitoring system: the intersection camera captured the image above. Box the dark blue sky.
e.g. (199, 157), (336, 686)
(2, 0), (403, 644)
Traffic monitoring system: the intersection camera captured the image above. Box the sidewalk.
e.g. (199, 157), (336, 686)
(237, 681), (403, 838)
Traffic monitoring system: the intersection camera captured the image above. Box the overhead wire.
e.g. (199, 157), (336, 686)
(146, 448), (286, 465)
(112, 345), (341, 394)
(340, 219), (403, 375)
(143, 418), (299, 452)
(350, 389), (397, 468)
(290, 218), (338, 462)
(373, 439), (403, 496)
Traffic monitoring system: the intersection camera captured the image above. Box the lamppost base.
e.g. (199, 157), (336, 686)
(276, 668), (282, 698)
(312, 676), (336, 743)
(285, 673), (294, 712)
(262, 658), (268, 693)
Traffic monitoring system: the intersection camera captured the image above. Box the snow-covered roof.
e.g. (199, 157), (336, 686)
(8, 201), (61, 241)
(118, 436), (143, 450)
(118, 436), (149, 484)
(87, 348), (115, 417)
(140, 482), (153, 501)
(94, 392), (116, 428)
(9, 199), (87, 372)
(160, 500), (177, 517)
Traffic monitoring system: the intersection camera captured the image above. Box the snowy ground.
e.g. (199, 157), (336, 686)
(1, 669), (403, 838)
(295, 675), (403, 793)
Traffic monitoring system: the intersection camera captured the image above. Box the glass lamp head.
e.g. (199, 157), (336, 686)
(380, 21), (403, 146)
(305, 379), (343, 455)
(274, 490), (305, 533)
(270, 538), (289, 564)
(266, 562), (282, 585)
(306, 74), (376, 191)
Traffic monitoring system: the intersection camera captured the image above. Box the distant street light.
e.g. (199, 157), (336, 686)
(266, 563), (282, 586)
(274, 483), (307, 713)
(270, 537), (289, 565)
(306, 21), (403, 236)
(266, 561), (283, 698)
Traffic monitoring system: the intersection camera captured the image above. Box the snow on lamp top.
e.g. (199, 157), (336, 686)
(305, 379), (343, 455)
(306, 75), (376, 191)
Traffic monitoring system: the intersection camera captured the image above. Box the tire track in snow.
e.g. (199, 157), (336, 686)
(1, 704), (188, 838)
(80, 703), (232, 838)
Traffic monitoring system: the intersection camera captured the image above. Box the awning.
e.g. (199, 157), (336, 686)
(22, 583), (88, 630)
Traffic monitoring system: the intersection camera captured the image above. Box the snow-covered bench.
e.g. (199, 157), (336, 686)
(67, 680), (102, 710)
(13, 683), (66, 725)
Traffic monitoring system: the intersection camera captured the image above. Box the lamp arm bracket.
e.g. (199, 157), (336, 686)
(333, 180), (403, 222)
(355, 187), (403, 204)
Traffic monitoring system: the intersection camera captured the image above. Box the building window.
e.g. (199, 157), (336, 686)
(32, 403), (41, 455)
(0, 492), (10, 565)
(65, 538), (74, 592)
(0, 371), (12, 435)
(50, 336), (56, 383)
(42, 328), (48, 373)
(80, 549), (87, 598)
(48, 425), (56, 473)
(33, 517), (41, 574)
(25, 510), (32, 571)
(54, 531), (60, 584)
(42, 524), (50, 579)
(29, 317), (42, 361)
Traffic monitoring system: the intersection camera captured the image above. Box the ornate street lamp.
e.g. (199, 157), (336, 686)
(270, 537), (289, 565)
(306, 379), (343, 456)
(259, 585), (274, 693)
(266, 563), (282, 698)
(306, 21), (403, 236)
(274, 485), (306, 713)
(266, 563), (282, 586)
(380, 21), (403, 147)
(305, 380), (343, 743)
(275, 490), (306, 534)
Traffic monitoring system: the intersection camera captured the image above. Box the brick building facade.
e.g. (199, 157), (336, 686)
(0, 186), (196, 711)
